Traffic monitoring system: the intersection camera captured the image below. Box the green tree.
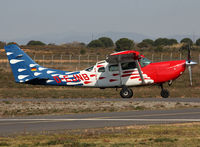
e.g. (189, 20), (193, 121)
(168, 39), (178, 45)
(80, 49), (86, 55)
(27, 40), (46, 46)
(137, 39), (154, 48)
(137, 42), (149, 48)
(142, 39), (154, 46)
(98, 37), (114, 48)
(87, 40), (104, 48)
(154, 38), (177, 46)
(154, 38), (168, 46)
(195, 38), (200, 46)
(115, 38), (134, 51)
(180, 38), (193, 45)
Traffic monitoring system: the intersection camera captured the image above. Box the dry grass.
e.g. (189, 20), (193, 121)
(0, 100), (199, 117)
(0, 123), (200, 146)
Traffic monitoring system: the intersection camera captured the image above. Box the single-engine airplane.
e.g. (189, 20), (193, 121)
(4, 44), (197, 98)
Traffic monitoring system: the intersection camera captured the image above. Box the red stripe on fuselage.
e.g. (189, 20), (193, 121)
(113, 74), (119, 76)
(90, 74), (96, 77)
(130, 76), (140, 79)
(84, 81), (92, 84)
(99, 77), (106, 80)
(122, 73), (139, 77)
(110, 79), (118, 82)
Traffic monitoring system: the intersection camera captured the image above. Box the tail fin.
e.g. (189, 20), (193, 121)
(4, 44), (46, 83)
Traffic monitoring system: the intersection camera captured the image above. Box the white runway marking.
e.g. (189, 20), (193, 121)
(0, 119), (200, 122)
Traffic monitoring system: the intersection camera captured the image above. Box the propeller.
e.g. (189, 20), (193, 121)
(185, 44), (197, 86)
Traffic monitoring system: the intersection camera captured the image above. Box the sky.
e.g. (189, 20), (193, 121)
(0, 0), (200, 43)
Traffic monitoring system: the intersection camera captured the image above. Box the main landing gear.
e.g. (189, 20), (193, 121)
(160, 84), (170, 98)
(119, 84), (170, 99)
(120, 86), (133, 99)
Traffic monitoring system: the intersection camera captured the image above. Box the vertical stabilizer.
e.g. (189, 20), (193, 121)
(4, 44), (40, 83)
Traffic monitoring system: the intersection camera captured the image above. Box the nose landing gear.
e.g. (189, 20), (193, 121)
(160, 84), (169, 98)
(120, 86), (133, 98)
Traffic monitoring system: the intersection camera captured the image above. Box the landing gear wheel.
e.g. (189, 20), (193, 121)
(120, 88), (133, 98)
(160, 89), (169, 98)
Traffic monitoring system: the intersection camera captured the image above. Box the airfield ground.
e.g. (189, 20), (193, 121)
(0, 123), (200, 146)
(0, 49), (200, 146)
(1, 98), (200, 117)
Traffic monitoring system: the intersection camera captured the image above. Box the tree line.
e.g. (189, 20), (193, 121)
(1, 37), (200, 51)
(87, 37), (200, 51)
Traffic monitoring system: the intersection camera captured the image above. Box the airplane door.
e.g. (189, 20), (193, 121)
(107, 64), (121, 87)
(96, 64), (121, 87)
(96, 65), (108, 87)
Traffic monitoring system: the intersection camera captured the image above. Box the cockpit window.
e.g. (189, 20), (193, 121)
(98, 67), (105, 72)
(109, 64), (119, 72)
(85, 66), (94, 72)
(139, 57), (152, 67)
(121, 62), (136, 70)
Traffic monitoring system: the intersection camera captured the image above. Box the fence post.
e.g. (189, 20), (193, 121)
(34, 55), (36, 61)
(42, 55), (45, 67)
(161, 54), (163, 61)
(170, 52), (172, 60)
(97, 55), (99, 62)
(87, 54), (90, 66)
(60, 55), (63, 65)
(69, 55), (72, 63)
(51, 55), (54, 66)
(179, 53), (182, 60)
(151, 54), (154, 62)
(79, 55), (81, 68)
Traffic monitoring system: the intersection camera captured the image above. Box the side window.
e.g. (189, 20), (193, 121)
(121, 62), (136, 70)
(85, 66), (94, 72)
(98, 67), (105, 72)
(109, 64), (119, 72)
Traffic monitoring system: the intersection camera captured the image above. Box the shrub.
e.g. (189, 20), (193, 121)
(195, 38), (200, 46)
(27, 40), (46, 46)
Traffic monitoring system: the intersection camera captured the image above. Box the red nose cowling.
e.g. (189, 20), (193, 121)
(142, 60), (186, 83)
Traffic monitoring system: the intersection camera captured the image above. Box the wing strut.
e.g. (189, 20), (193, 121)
(118, 55), (123, 86)
(135, 60), (145, 84)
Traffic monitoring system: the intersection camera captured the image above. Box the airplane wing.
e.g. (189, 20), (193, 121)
(106, 50), (140, 63)
(106, 50), (145, 84)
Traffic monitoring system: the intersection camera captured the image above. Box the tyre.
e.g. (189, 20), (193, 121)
(160, 89), (169, 98)
(120, 88), (133, 98)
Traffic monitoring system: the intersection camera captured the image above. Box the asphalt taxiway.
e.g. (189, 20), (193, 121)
(1, 108), (200, 136)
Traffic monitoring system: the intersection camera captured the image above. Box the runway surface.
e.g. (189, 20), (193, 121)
(1, 108), (200, 136)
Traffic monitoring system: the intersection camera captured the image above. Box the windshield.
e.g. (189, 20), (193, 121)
(139, 57), (152, 67)
(85, 66), (94, 72)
